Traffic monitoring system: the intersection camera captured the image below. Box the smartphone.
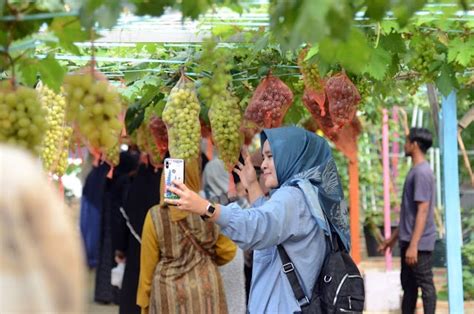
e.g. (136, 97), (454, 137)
(164, 158), (185, 200)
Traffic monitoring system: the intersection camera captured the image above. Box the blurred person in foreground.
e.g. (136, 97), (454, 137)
(379, 127), (437, 314)
(0, 144), (85, 313)
(137, 158), (237, 314)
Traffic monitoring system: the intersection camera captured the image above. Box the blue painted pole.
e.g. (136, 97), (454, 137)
(441, 91), (464, 313)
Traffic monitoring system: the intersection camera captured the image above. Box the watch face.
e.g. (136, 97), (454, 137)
(207, 204), (216, 214)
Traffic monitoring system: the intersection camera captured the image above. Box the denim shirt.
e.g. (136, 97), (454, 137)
(217, 186), (327, 313)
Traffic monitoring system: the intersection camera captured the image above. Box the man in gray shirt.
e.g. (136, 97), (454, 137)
(379, 127), (437, 314)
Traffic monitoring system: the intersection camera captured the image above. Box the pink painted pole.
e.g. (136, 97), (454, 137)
(382, 109), (392, 270)
(391, 107), (400, 214)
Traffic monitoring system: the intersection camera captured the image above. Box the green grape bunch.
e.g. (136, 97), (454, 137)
(208, 91), (242, 168)
(408, 35), (440, 83)
(39, 86), (72, 177)
(105, 141), (120, 167)
(162, 74), (201, 160)
(0, 83), (46, 154)
(198, 40), (243, 168)
(136, 122), (163, 168)
(298, 47), (324, 92)
(63, 74), (123, 153)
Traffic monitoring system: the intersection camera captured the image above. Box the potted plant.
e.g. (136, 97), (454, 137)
(363, 209), (400, 257)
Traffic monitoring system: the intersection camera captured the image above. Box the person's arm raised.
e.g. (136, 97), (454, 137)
(233, 146), (264, 204)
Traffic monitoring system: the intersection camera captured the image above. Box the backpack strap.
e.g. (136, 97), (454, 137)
(277, 245), (310, 308)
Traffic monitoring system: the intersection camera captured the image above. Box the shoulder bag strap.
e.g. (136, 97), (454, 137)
(277, 244), (310, 309)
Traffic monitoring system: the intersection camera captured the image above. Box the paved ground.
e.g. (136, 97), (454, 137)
(85, 257), (473, 314)
(86, 270), (118, 314)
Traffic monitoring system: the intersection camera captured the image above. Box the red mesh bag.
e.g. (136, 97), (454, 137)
(302, 88), (337, 140)
(325, 72), (361, 129)
(136, 122), (162, 169)
(149, 115), (168, 158)
(244, 73), (293, 130)
(331, 117), (362, 162)
(298, 48), (326, 114)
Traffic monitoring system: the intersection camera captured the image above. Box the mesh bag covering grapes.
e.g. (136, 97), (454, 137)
(325, 72), (361, 129)
(302, 88), (337, 140)
(298, 48), (326, 113)
(136, 121), (162, 168)
(242, 73), (293, 144)
(162, 73), (201, 160)
(244, 73), (293, 129)
(149, 115), (168, 158)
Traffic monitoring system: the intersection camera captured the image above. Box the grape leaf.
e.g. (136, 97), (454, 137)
(132, 0), (172, 17)
(182, 0), (209, 19)
(448, 37), (474, 67)
(380, 32), (406, 54)
(51, 17), (89, 55)
(125, 101), (145, 135)
(270, 0), (332, 50)
(320, 29), (371, 74)
(364, 46), (392, 80)
(36, 54), (66, 92)
(16, 59), (38, 86)
(364, 0), (390, 21)
(392, 0), (426, 27)
(304, 45), (319, 61)
(380, 20), (400, 34)
(436, 63), (458, 97)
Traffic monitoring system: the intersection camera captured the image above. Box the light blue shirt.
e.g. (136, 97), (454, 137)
(217, 186), (327, 313)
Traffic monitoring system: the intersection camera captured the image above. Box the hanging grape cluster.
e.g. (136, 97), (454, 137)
(244, 73), (293, 129)
(0, 83), (46, 153)
(105, 142), (120, 166)
(63, 74), (123, 153)
(39, 86), (72, 176)
(409, 35), (438, 83)
(162, 74), (201, 160)
(136, 121), (162, 167)
(298, 47), (327, 116)
(149, 115), (168, 158)
(325, 73), (361, 129)
(208, 93), (242, 167)
(298, 48), (325, 93)
(199, 41), (242, 168)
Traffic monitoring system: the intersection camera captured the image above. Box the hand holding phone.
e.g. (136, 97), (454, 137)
(164, 158), (185, 200)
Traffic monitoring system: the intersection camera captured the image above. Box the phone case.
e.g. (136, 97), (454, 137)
(164, 158), (185, 199)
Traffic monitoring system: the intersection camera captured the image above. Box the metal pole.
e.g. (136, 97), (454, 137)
(391, 107), (400, 214)
(382, 109), (392, 270)
(441, 91), (464, 313)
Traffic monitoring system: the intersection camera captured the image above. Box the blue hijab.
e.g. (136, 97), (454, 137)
(260, 126), (351, 251)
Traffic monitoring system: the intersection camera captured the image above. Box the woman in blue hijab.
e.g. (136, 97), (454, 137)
(166, 126), (350, 313)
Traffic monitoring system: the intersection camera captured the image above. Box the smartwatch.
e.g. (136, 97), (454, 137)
(201, 202), (216, 221)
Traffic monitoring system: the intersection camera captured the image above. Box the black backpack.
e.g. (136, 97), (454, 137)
(278, 231), (365, 313)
